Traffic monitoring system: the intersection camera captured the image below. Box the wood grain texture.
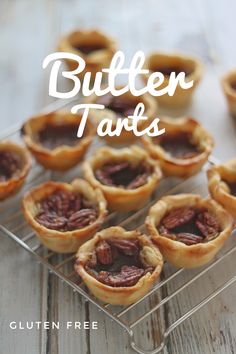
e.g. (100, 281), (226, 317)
(1, 0), (236, 353)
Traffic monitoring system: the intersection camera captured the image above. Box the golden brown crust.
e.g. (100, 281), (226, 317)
(142, 52), (203, 108)
(75, 226), (163, 305)
(142, 116), (214, 178)
(145, 194), (233, 268)
(0, 140), (31, 200)
(58, 29), (117, 80)
(207, 158), (236, 218)
(84, 87), (158, 144)
(21, 110), (95, 171)
(83, 145), (162, 212)
(22, 179), (107, 253)
(221, 69), (236, 117)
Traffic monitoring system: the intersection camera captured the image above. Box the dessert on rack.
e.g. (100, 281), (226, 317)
(75, 226), (163, 305)
(22, 179), (107, 253)
(83, 145), (162, 211)
(0, 140), (31, 200)
(21, 110), (95, 171)
(142, 116), (214, 178)
(146, 193), (233, 268)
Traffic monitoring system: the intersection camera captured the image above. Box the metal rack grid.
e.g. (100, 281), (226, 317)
(1, 100), (236, 354)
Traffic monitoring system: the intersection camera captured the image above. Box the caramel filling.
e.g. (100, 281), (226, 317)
(96, 93), (137, 117)
(222, 180), (236, 196)
(0, 150), (22, 182)
(35, 189), (97, 231)
(84, 238), (153, 287)
(38, 123), (80, 150)
(157, 132), (200, 159)
(73, 43), (107, 55)
(158, 207), (220, 245)
(95, 161), (151, 189)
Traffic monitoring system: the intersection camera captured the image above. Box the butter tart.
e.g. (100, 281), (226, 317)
(142, 52), (203, 108)
(21, 110), (95, 171)
(84, 88), (158, 144)
(146, 194), (233, 268)
(0, 140), (31, 200)
(221, 69), (236, 118)
(75, 226), (163, 305)
(58, 29), (117, 80)
(207, 158), (236, 219)
(22, 179), (107, 253)
(142, 116), (214, 178)
(83, 145), (162, 212)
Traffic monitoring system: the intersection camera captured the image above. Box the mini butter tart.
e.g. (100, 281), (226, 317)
(22, 179), (107, 253)
(146, 193), (233, 268)
(75, 226), (163, 305)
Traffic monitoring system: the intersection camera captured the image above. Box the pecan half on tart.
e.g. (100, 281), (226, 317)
(0, 140), (31, 200)
(21, 111), (95, 171)
(75, 226), (163, 305)
(84, 87), (158, 144)
(83, 146), (162, 212)
(221, 69), (236, 118)
(58, 29), (117, 80)
(146, 194), (233, 268)
(207, 158), (236, 219)
(142, 117), (214, 178)
(142, 52), (203, 108)
(22, 179), (107, 253)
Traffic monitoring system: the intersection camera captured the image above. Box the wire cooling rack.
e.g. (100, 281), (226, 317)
(1, 99), (236, 354)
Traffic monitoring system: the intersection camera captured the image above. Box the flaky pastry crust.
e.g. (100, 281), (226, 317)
(221, 69), (236, 117)
(142, 52), (203, 108)
(83, 145), (162, 212)
(75, 226), (163, 305)
(84, 87), (158, 144)
(58, 29), (117, 80)
(207, 158), (236, 218)
(22, 179), (107, 253)
(142, 116), (214, 178)
(0, 140), (31, 200)
(146, 194), (233, 268)
(21, 110), (95, 171)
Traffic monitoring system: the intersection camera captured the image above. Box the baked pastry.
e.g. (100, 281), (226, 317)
(84, 87), (158, 144)
(83, 145), (162, 212)
(221, 69), (236, 117)
(21, 110), (95, 171)
(58, 29), (117, 80)
(142, 116), (214, 178)
(207, 158), (236, 218)
(22, 179), (107, 253)
(146, 194), (233, 268)
(0, 140), (31, 200)
(75, 226), (163, 305)
(142, 52), (203, 108)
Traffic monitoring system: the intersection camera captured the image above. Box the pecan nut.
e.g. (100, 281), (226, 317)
(67, 208), (97, 230)
(96, 241), (113, 265)
(162, 207), (195, 229)
(196, 211), (220, 237)
(97, 265), (145, 287)
(0, 151), (21, 181)
(175, 232), (203, 245)
(108, 238), (140, 256)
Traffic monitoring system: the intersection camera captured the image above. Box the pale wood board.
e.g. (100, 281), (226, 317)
(0, 0), (236, 353)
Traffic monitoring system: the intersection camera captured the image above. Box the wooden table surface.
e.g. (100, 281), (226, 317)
(1, 0), (236, 353)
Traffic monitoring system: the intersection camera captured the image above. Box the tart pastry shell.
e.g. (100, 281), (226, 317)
(58, 29), (117, 80)
(22, 110), (95, 171)
(83, 145), (162, 212)
(208, 158), (236, 219)
(22, 179), (107, 253)
(75, 226), (163, 305)
(0, 140), (31, 200)
(142, 116), (214, 178)
(221, 69), (236, 117)
(142, 52), (203, 108)
(146, 194), (233, 268)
